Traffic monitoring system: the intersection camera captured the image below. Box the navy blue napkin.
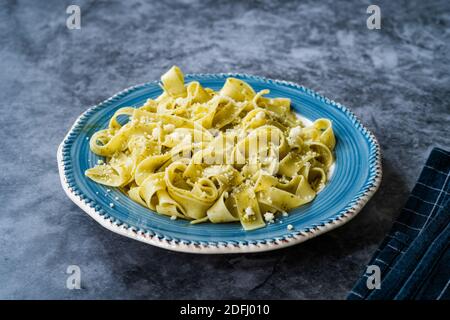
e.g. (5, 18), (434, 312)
(348, 147), (450, 300)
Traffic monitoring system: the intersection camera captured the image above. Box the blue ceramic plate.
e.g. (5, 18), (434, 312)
(57, 74), (382, 253)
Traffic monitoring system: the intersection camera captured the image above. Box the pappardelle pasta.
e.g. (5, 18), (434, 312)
(85, 66), (336, 230)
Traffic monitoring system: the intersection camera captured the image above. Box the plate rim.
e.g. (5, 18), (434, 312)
(57, 73), (382, 254)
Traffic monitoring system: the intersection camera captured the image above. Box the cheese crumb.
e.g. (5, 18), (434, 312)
(245, 207), (254, 215)
(287, 224), (294, 230)
(282, 211), (289, 217)
(97, 159), (104, 165)
(152, 127), (160, 140)
(163, 124), (175, 133)
(244, 207), (255, 219)
(255, 111), (265, 120)
(109, 203), (114, 208)
(114, 196), (119, 201)
(287, 126), (302, 147)
(289, 126), (302, 138)
(170, 215), (177, 220)
(264, 212), (275, 223)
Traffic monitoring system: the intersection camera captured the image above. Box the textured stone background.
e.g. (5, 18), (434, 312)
(0, 0), (449, 299)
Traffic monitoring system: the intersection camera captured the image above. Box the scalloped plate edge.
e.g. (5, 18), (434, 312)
(57, 74), (382, 254)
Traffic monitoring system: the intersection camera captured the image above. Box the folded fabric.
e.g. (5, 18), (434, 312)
(348, 147), (450, 300)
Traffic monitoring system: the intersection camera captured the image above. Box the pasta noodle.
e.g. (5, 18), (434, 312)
(85, 66), (336, 231)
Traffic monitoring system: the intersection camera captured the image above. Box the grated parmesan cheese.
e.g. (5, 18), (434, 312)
(152, 127), (160, 140)
(264, 212), (275, 223)
(163, 124), (175, 133)
(255, 111), (265, 120)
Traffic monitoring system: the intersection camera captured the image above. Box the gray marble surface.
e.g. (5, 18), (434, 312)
(0, 0), (449, 299)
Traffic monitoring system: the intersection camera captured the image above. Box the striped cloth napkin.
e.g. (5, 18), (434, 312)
(348, 147), (450, 300)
